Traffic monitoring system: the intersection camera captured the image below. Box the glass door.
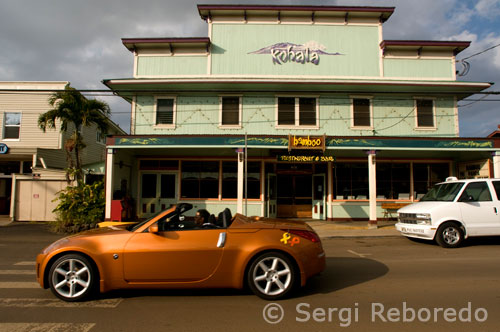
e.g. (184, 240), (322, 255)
(312, 174), (326, 220)
(267, 174), (277, 218)
(140, 173), (178, 218)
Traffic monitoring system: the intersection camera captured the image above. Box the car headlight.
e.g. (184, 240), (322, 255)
(415, 213), (431, 225)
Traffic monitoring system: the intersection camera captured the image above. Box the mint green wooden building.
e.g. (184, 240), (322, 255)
(103, 5), (499, 224)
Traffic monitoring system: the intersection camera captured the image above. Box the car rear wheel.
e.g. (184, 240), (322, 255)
(248, 252), (296, 300)
(435, 222), (464, 248)
(48, 254), (96, 302)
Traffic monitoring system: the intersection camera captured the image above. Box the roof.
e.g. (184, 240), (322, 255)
(487, 125), (500, 138)
(198, 4), (395, 22)
(380, 40), (471, 55)
(122, 37), (211, 53)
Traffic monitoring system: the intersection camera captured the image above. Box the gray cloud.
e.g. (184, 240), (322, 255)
(0, 0), (498, 137)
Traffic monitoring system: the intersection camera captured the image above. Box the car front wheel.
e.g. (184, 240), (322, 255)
(247, 252), (296, 300)
(435, 222), (464, 248)
(48, 254), (97, 302)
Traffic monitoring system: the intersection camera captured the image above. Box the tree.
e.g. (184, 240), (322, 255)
(38, 84), (111, 182)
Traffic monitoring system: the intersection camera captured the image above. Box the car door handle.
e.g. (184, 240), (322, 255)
(495, 207), (498, 214)
(217, 232), (227, 248)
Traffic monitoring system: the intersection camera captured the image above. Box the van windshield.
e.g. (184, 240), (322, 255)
(420, 182), (464, 202)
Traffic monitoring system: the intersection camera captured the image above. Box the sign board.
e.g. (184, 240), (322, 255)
(277, 155), (335, 163)
(288, 135), (326, 152)
(0, 143), (8, 154)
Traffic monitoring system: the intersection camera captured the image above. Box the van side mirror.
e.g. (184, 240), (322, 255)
(149, 224), (159, 234)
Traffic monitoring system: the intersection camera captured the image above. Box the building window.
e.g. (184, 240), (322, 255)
(413, 163), (450, 199)
(3, 112), (21, 139)
(277, 97), (318, 128)
(333, 163), (368, 200)
(351, 98), (372, 128)
(416, 99), (435, 128)
(181, 161), (219, 199)
(222, 161), (261, 199)
(96, 130), (106, 144)
(376, 163), (411, 200)
(220, 96), (241, 127)
(155, 97), (175, 126)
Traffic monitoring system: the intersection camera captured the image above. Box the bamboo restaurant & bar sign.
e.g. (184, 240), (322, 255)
(288, 135), (326, 152)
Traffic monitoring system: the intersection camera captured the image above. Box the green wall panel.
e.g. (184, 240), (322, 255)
(211, 24), (380, 77)
(383, 58), (453, 79)
(137, 56), (207, 76)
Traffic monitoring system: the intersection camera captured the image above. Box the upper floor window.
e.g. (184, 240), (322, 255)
(276, 96), (318, 128)
(3, 112), (21, 140)
(351, 98), (372, 128)
(96, 130), (106, 144)
(415, 99), (435, 128)
(155, 97), (176, 127)
(220, 96), (241, 127)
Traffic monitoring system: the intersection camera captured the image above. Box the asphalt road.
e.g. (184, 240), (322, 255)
(0, 222), (499, 332)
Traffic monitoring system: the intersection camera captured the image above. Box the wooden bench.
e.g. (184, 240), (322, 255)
(381, 202), (411, 219)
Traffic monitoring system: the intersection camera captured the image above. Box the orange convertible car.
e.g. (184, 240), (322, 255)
(36, 203), (325, 301)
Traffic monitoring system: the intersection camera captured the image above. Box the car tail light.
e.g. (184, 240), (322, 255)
(283, 229), (320, 243)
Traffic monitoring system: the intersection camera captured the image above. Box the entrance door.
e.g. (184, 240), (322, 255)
(312, 174), (326, 220)
(140, 173), (178, 218)
(267, 174), (277, 218)
(277, 174), (312, 218)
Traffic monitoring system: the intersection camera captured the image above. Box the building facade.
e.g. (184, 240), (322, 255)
(0, 81), (125, 221)
(104, 5), (500, 224)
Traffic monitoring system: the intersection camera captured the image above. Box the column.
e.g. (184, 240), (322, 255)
(493, 152), (500, 178)
(105, 148), (114, 220)
(237, 151), (244, 214)
(327, 161), (333, 221)
(367, 150), (377, 228)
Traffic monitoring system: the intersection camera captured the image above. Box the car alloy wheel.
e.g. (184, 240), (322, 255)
(248, 252), (295, 300)
(48, 254), (96, 301)
(436, 222), (464, 248)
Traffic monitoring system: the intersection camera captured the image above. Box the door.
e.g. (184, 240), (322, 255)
(457, 181), (500, 236)
(140, 173), (178, 218)
(267, 174), (277, 218)
(123, 229), (224, 282)
(312, 174), (326, 220)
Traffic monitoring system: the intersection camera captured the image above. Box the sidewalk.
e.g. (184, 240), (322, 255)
(307, 219), (400, 238)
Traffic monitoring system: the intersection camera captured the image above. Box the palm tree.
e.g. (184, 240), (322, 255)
(38, 84), (111, 182)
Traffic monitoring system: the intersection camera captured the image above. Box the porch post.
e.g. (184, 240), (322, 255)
(493, 151), (500, 178)
(105, 148), (114, 220)
(237, 151), (244, 214)
(367, 150), (377, 228)
(327, 161), (333, 220)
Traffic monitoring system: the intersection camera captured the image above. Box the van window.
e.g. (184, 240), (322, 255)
(458, 182), (492, 202)
(491, 181), (500, 200)
(420, 182), (464, 202)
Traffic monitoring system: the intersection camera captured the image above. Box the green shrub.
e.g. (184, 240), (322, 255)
(51, 180), (105, 234)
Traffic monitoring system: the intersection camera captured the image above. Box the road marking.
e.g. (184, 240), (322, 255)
(347, 250), (372, 258)
(14, 261), (36, 266)
(0, 298), (123, 308)
(0, 270), (36, 275)
(0, 282), (39, 288)
(0, 323), (95, 332)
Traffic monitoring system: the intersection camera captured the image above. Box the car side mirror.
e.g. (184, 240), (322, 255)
(149, 224), (159, 234)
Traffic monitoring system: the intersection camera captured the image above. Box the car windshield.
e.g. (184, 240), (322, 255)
(127, 210), (168, 232)
(420, 182), (465, 202)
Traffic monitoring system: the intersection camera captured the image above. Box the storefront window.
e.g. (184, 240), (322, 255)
(376, 163), (411, 200)
(222, 161), (261, 199)
(333, 163), (368, 199)
(181, 161), (219, 199)
(413, 163), (449, 199)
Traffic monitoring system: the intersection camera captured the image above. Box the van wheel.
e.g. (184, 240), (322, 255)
(435, 222), (464, 248)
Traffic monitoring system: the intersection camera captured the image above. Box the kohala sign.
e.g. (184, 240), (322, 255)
(249, 41), (342, 65)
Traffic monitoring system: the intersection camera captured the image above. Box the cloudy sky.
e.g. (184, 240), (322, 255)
(1, 0), (499, 137)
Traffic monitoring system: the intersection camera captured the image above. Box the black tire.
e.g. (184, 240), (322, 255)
(247, 252), (296, 300)
(48, 254), (97, 302)
(435, 222), (464, 248)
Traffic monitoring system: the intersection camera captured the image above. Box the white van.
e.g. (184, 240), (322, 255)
(396, 177), (500, 248)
